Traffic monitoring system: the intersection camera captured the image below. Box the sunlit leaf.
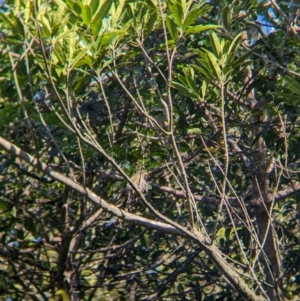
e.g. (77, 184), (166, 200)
(111, 0), (126, 28)
(210, 32), (222, 58)
(101, 30), (126, 47)
(24, 0), (32, 24)
(71, 44), (94, 69)
(91, 0), (113, 30)
(207, 52), (222, 80)
(82, 4), (92, 25)
(187, 127), (202, 134)
(166, 0), (183, 27)
(201, 80), (207, 99)
(185, 24), (221, 35)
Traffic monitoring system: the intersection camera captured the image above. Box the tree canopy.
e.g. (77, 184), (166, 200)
(1, 0), (300, 300)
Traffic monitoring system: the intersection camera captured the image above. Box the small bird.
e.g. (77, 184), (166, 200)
(126, 170), (148, 193)
(126, 170), (148, 207)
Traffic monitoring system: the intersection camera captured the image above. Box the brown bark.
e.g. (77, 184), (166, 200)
(247, 70), (285, 301)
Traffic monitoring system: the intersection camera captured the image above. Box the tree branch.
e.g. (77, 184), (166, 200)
(0, 135), (265, 301)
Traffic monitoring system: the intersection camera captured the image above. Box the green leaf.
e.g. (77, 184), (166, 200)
(231, 45), (258, 70)
(166, 16), (178, 41)
(63, 0), (82, 16)
(210, 32), (221, 58)
(140, 233), (150, 249)
(82, 4), (92, 25)
(73, 2), (82, 16)
(11, 206), (17, 217)
(111, 0), (126, 28)
(182, 5), (209, 29)
(187, 128), (202, 134)
(0, 200), (8, 212)
(222, 6), (231, 30)
(68, 30), (77, 62)
(0, 12), (14, 29)
(89, 0), (99, 15)
(207, 52), (222, 80)
(194, 51), (209, 65)
(53, 44), (66, 64)
(0, 13), (24, 36)
(91, 19), (103, 36)
(40, 16), (52, 38)
(185, 68), (198, 95)
(226, 33), (242, 66)
(231, 60), (253, 76)
(192, 64), (210, 78)
(71, 44), (94, 69)
(145, 11), (157, 35)
(275, 92), (300, 105)
(166, 0), (183, 27)
(185, 24), (221, 35)
(24, 0), (32, 24)
(53, 0), (69, 13)
(284, 75), (300, 96)
(221, 39), (230, 54)
(182, 8), (199, 29)
(91, 0), (113, 30)
(171, 81), (198, 98)
(176, 74), (188, 85)
(201, 80), (207, 99)
(101, 30), (125, 47)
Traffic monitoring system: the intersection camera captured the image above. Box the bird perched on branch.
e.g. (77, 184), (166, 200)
(126, 170), (148, 207)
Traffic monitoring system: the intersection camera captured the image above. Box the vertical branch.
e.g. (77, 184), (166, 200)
(157, 0), (196, 229)
(242, 28), (285, 300)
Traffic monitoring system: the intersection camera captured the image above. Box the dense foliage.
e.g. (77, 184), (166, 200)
(1, 0), (300, 300)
